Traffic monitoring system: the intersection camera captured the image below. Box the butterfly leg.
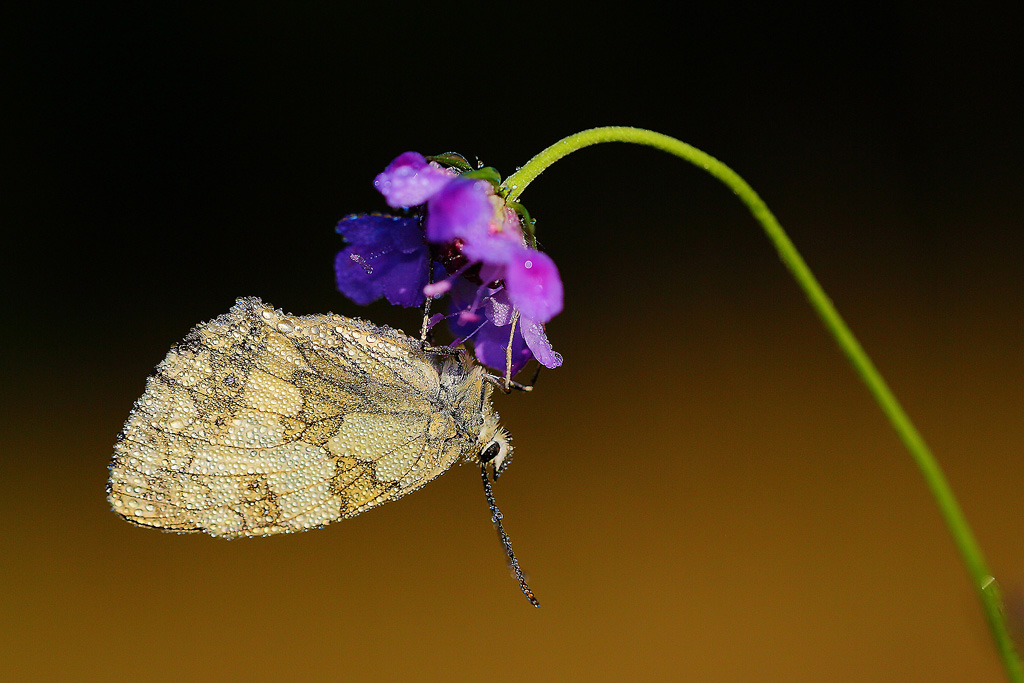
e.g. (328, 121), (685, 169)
(423, 343), (462, 357)
(484, 366), (539, 394)
(419, 295), (434, 343)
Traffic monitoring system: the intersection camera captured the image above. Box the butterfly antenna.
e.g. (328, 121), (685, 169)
(480, 468), (540, 607)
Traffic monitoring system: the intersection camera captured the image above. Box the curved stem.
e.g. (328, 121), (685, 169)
(502, 126), (1023, 681)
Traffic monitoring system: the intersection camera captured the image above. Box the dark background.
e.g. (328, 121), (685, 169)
(4, 3), (1023, 681)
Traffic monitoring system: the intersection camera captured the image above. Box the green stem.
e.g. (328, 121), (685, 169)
(502, 126), (1022, 681)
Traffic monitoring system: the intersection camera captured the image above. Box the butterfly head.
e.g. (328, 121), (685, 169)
(477, 417), (512, 479)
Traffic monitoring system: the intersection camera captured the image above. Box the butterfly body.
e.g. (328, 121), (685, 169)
(107, 296), (511, 539)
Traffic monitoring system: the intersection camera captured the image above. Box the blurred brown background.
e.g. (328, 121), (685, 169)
(3, 3), (1023, 681)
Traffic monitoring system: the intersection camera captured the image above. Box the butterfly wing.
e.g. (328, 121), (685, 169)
(107, 297), (469, 538)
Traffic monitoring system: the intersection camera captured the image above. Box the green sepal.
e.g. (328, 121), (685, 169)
(425, 152), (474, 173)
(507, 200), (537, 249)
(461, 166), (503, 188)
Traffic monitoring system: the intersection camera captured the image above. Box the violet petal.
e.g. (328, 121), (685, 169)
(334, 214), (428, 308)
(424, 177), (494, 245)
(503, 247), (564, 322)
(471, 318), (535, 376)
(520, 315), (563, 369)
(483, 287), (515, 327)
(374, 152), (454, 208)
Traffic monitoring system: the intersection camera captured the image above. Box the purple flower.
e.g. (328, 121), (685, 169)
(425, 177), (524, 263)
(373, 152), (456, 208)
(334, 214), (429, 308)
(425, 178), (562, 323)
(335, 151), (565, 374)
(445, 281), (562, 375)
(446, 283), (534, 375)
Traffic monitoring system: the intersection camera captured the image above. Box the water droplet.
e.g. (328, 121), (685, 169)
(277, 319), (295, 334)
(349, 253), (373, 274)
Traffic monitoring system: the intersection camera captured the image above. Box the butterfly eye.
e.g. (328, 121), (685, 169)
(480, 441), (501, 464)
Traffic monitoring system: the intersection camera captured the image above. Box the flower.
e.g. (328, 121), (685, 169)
(335, 151), (564, 374)
(446, 283), (562, 375)
(425, 177), (563, 324)
(425, 177), (525, 263)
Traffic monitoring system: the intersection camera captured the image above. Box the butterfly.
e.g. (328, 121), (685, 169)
(107, 296), (538, 605)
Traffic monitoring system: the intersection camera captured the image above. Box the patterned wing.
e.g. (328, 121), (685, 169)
(108, 297), (470, 538)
